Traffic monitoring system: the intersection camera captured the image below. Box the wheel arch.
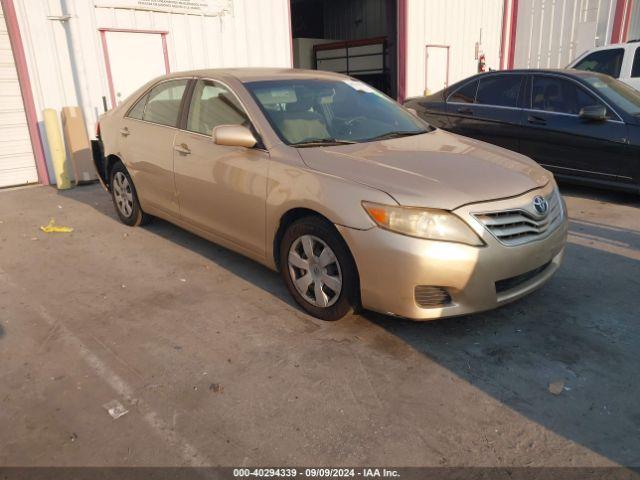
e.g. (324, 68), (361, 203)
(273, 208), (330, 271)
(273, 207), (362, 313)
(103, 154), (123, 190)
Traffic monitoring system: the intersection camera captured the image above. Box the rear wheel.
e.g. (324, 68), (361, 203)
(280, 217), (359, 321)
(110, 161), (150, 227)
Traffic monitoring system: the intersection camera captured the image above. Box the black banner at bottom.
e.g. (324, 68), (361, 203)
(0, 468), (639, 480)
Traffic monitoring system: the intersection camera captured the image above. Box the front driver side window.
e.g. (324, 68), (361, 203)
(531, 76), (606, 116)
(187, 80), (250, 136)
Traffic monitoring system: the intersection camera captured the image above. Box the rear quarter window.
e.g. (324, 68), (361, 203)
(127, 95), (148, 120)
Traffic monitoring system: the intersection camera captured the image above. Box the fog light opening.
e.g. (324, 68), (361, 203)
(414, 286), (452, 308)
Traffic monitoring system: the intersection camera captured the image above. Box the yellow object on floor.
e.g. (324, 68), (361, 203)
(43, 108), (72, 190)
(40, 218), (74, 233)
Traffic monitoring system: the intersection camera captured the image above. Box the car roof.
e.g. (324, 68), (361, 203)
(453, 68), (615, 84)
(477, 68), (607, 77)
(159, 67), (350, 83)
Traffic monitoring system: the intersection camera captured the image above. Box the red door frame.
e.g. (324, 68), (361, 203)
(397, 0), (407, 102)
(496, 0), (521, 70)
(611, 0), (634, 43)
(507, 0), (519, 69)
(500, 0), (510, 69)
(424, 44), (450, 94)
(99, 28), (170, 109)
(1, 0), (50, 184)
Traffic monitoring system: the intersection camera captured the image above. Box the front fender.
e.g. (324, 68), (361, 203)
(265, 151), (397, 268)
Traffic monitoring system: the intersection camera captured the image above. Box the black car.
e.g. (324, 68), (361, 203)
(405, 69), (640, 193)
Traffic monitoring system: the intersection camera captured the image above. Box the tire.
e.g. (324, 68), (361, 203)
(109, 161), (151, 227)
(279, 216), (359, 321)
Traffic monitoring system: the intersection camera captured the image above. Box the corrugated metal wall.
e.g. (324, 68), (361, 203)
(628, 2), (640, 39)
(513, 0), (617, 69)
(13, 0), (292, 182)
(405, 0), (505, 98)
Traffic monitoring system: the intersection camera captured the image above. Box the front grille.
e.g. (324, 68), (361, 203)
(495, 261), (551, 293)
(415, 286), (452, 308)
(473, 190), (563, 246)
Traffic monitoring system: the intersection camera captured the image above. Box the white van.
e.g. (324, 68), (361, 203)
(569, 40), (640, 90)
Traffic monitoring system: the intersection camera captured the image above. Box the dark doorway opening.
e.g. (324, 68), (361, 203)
(290, 0), (398, 98)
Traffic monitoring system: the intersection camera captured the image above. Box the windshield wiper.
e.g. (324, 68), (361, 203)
(365, 130), (429, 142)
(292, 138), (357, 147)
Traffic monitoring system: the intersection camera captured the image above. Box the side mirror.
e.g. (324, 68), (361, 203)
(579, 105), (607, 122)
(212, 125), (257, 148)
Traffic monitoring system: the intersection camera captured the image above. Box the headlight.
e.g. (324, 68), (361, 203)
(362, 201), (484, 246)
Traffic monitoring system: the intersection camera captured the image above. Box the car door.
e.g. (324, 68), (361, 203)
(173, 79), (269, 257)
(446, 73), (525, 151)
(520, 74), (628, 181)
(119, 78), (189, 216)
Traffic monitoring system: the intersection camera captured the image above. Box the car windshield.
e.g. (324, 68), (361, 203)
(244, 79), (429, 146)
(581, 74), (640, 116)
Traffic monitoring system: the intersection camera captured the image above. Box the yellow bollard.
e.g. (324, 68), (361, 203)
(43, 108), (71, 190)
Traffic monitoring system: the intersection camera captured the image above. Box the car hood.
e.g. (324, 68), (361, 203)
(298, 129), (551, 210)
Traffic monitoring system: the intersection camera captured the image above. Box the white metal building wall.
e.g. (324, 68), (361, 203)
(628, 2), (640, 39)
(12, 0), (292, 183)
(513, 0), (617, 69)
(405, 0), (505, 98)
(0, 1), (37, 188)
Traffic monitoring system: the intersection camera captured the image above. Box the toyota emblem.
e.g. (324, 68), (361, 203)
(533, 196), (549, 215)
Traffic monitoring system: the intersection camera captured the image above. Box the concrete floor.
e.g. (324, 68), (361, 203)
(0, 182), (638, 467)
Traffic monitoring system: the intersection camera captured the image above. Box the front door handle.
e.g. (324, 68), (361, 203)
(120, 127), (130, 137)
(174, 143), (191, 155)
(457, 107), (474, 115)
(527, 115), (547, 125)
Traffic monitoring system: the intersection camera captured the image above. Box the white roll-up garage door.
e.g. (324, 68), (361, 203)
(0, 3), (37, 188)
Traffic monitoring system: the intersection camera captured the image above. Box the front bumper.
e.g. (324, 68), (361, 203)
(338, 185), (568, 320)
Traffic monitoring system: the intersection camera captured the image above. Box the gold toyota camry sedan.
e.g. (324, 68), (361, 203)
(93, 68), (568, 321)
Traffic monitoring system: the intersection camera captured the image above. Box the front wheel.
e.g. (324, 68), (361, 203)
(279, 217), (359, 321)
(110, 161), (151, 227)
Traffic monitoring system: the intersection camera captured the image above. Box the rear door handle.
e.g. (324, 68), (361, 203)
(120, 127), (130, 137)
(457, 107), (474, 115)
(527, 115), (546, 125)
(174, 143), (191, 155)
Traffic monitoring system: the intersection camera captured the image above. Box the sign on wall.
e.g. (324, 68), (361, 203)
(94, 0), (233, 16)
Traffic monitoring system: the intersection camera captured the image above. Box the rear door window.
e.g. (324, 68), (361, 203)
(573, 48), (625, 78)
(142, 80), (189, 127)
(447, 80), (478, 103)
(476, 74), (523, 107)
